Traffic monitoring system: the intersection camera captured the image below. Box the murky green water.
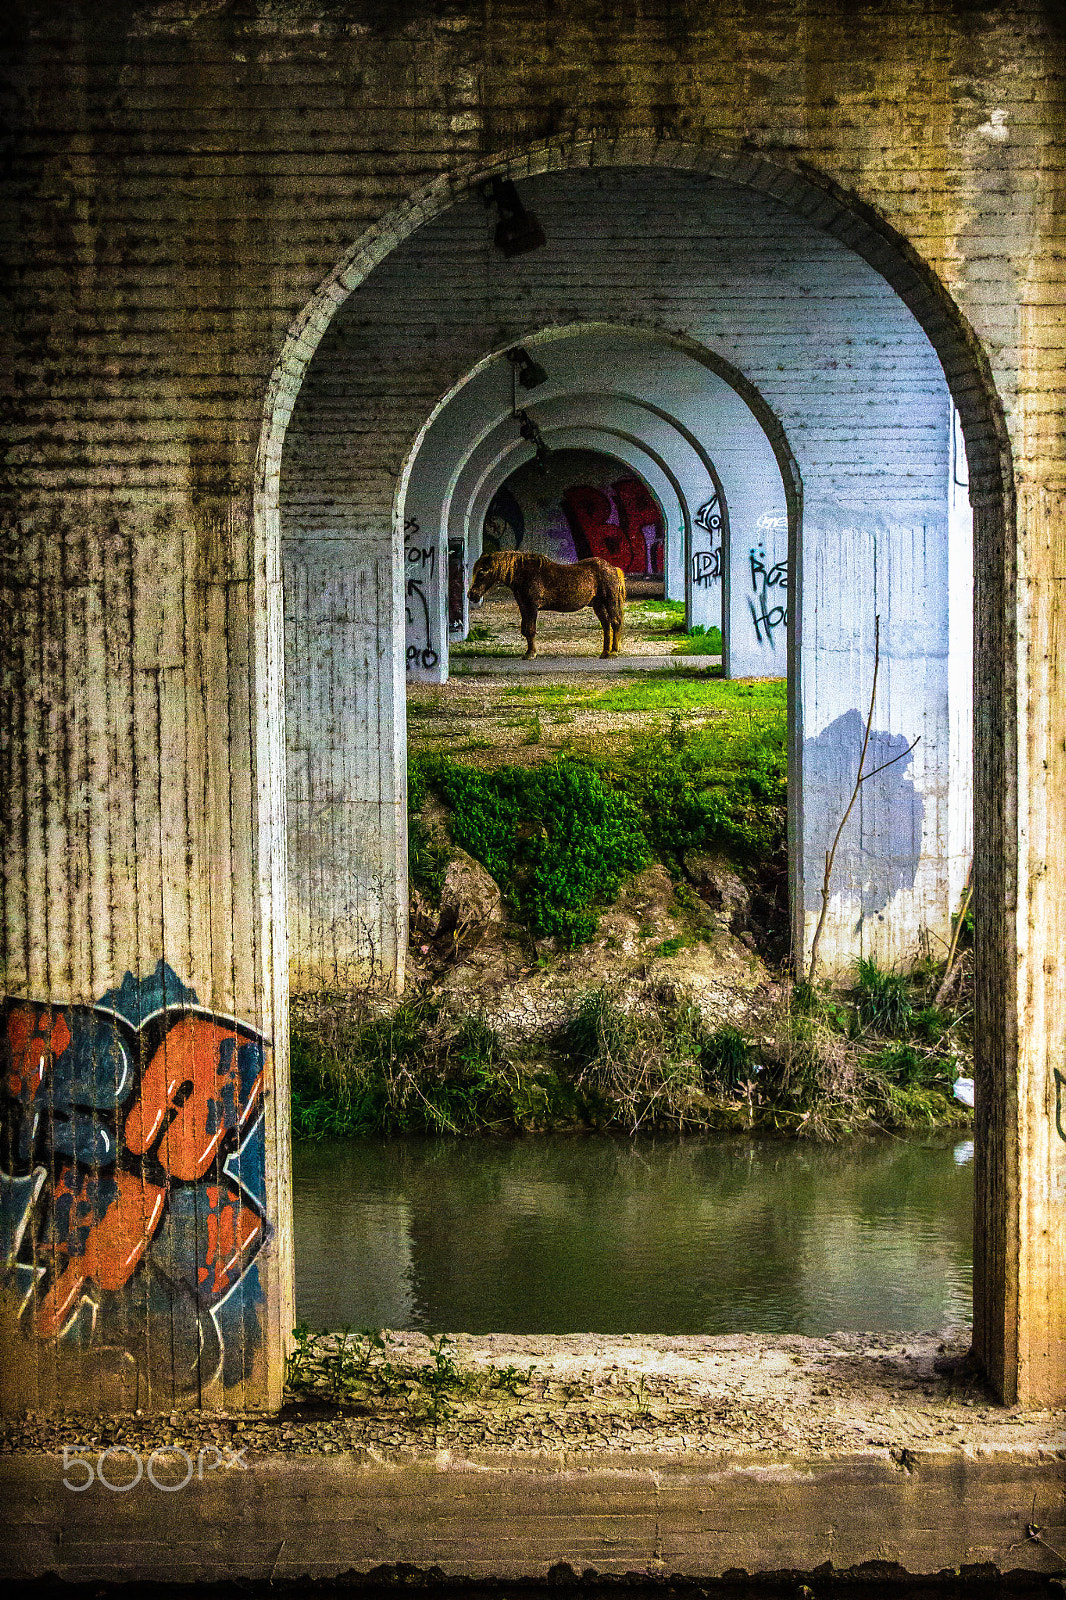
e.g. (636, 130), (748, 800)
(293, 1134), (973, 1335)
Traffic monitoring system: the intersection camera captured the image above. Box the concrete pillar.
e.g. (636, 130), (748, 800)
(1, 497), (292, 1415)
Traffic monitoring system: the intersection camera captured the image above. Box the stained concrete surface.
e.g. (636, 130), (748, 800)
(2, 1333), (1062, 1584)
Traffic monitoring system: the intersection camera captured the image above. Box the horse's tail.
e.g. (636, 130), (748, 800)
(619, 566), (626, 604)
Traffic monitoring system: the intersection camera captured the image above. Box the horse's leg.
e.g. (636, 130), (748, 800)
(591, 598), (612, 658)
(518, 599), (538, 658)
(610, 597), (624, 655)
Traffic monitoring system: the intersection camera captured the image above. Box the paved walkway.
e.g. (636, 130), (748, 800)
(450, 654), (721, 675)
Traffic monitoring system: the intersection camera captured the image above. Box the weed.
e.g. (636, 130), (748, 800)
(526, 713), (543, 745)
(286, 1321), (316, 1393)
(557, 987), (711, 1133)
(701, 1025), (752, 1091)
(492, 1363), (535, 1395)
(910, 1004), (948, 1044)
(291, 993), (509, 1139)
(424, 1333), (465, 1394)
(854, 959), (913, 1034)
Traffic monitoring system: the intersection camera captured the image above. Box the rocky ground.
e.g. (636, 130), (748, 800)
(411, 850), (783, 1053)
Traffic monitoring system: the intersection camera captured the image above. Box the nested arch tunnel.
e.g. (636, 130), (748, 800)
(2, 113), (1057, 1419)
(268, 138), (1051, 1411)
(280, 161), (971, 995)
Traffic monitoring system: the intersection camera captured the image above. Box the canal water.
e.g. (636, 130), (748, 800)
(293, 1133), (973, 1335)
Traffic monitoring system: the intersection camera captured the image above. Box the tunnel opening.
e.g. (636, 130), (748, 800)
(260, 137), (1015, 1397)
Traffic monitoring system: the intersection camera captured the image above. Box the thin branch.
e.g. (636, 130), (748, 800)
(807, 615), (881, 984)
(858, 735), (921, 785)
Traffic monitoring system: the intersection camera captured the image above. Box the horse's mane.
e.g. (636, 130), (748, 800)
(486, 548), (553, 584)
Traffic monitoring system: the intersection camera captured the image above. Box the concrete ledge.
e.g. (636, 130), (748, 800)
(2, 1446), (1064, 1584)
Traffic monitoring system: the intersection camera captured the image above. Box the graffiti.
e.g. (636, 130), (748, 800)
(482, 485), (525, 555)
(750, 600), (787, 645)
(755, 513), (788, 533)
(405, 542), (439, 673)
(562, 476), (664, 575)
(1055, 1068), (1066, 1142)
(692, 549), (721, 586)
(749, 537), (789, 648)
(692, 495), (723, 590)
(0, 960), (269, 1395)
(694, 497), (723, 535)
(749, 543), (788, 593)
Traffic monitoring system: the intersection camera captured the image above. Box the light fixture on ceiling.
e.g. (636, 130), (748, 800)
(482, 176), (547, 258)
(515, 408), (551, 471)
(506, 346), (548, 390)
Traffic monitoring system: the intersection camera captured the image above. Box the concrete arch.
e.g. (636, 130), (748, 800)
(397, 322), (793, 669)
(260, 136), (1025, 1402)
(459, 430), (689, 587)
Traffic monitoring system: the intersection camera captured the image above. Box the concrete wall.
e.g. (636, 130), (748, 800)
(2, 0), (1063, 1410)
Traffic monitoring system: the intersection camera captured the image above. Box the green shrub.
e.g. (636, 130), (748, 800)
(407, 766), (450, 901)
(673, 623), (724, 655)
(417, 756), (650, 946)
(854, 959), (913, 1034)
(602, 717), (786, 865)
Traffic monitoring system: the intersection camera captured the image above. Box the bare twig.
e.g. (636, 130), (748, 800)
(807, 617), (882, 982)
(805, 618), (921, 983)
(857, 737), (920, 786)
(935, 860), (973, 1007)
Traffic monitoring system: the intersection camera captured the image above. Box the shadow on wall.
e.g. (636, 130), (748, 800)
(0, 961), (269, 1408)
(803, 709), (923, 919)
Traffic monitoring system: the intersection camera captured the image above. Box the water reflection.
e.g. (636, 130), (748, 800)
(293, 1134), (972, 1335)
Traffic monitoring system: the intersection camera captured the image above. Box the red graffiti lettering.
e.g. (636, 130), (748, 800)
(124, 1016), (263, 1180)
(37, 1168), (165, 1339)
(198, 1186), (263, 1298)
(6, 1006), (71, 1099)
(612, 477), (665, 574)
(561, 478), (664, 574)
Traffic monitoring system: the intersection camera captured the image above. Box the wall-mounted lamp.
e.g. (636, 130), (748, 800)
(506, 346), (548, 390)
(482, 177), (547, 258)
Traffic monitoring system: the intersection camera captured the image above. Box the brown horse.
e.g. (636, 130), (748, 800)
(467, 550), (626, 660)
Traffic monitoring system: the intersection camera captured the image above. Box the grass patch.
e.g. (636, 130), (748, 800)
(499, 670), (782, 717)
(673, 623), (723, 655)
(407, 676), (786, 944)
(290, 995), (506, 1139)
(290, 970), (971, 1144)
